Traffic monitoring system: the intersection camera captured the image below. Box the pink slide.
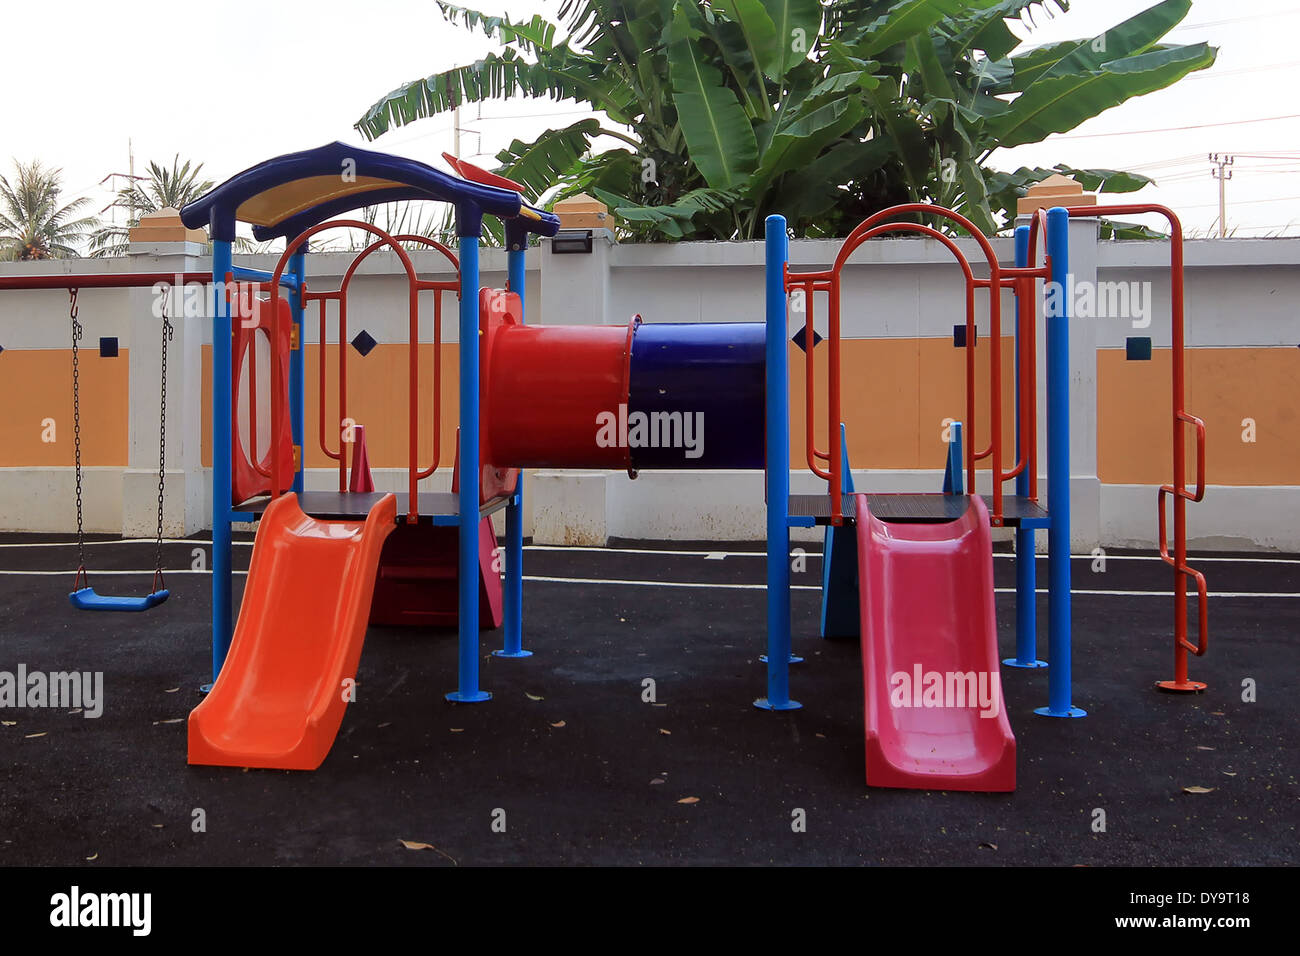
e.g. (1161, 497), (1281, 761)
(854, 493), (1016, 791)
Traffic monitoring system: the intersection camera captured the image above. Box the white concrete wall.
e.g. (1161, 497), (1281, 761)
(2, 231), (1297, 549)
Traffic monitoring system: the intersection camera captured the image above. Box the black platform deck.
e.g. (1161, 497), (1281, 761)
(788, 493), (1050, 527)
(236, 491), (512, 523)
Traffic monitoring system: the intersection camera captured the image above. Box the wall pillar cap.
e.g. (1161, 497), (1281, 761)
(553, 193), (613, 230)
(128, 207), (208, 245)
(1017, 174), (1096, 215)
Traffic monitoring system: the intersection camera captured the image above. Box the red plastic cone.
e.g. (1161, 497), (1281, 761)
(349, 424), (375, 493)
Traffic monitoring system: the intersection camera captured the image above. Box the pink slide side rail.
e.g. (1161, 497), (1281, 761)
(855, 493), (1016, 791)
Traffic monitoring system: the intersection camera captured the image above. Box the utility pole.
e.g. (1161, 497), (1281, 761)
(128, 139), (136, 221)
(1209, 153), (1234, 238)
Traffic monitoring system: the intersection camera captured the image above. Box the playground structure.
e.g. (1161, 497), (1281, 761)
(0, 143), (1210, 789)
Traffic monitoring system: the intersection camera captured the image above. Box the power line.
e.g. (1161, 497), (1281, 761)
(1049, 113), (1300, 140)
(1181, 193), (1300, 210)
(1185, 59), (1300, 81)
(1172, 10), (1300, 31)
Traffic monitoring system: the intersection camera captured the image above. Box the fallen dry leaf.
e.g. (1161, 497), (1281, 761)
(397, 839), (458, 864)
(1210, 711), (1225, 716)
(164, 688), (180, 694)
(377, 722), (391, 729)
(1, 721), (16, 727)
(659, 728), (671, 735)
(1196, 746), (1215, 751)
(1183, 786), (1215, 794)
(449, 728), (464, 733)
(24, 732), (46, 739)
(650, 778), (665, 785)
(550, 720), (566, 728)
(1222, 771), (1237, 777)
(85, 853), (97, 861)
(815, 733), (826, 739)
(979, 842), (998, 850)
(677, 797), (700, 805)
(152, 824), (164, 829)
(525, 693), (544, 701)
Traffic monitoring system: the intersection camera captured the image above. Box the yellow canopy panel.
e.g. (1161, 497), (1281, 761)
(234, 176), (412, 229)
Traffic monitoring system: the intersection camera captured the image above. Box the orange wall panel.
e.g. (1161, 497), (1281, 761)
(1099, 346), (1299, 486)
(0, 348), (128, 466)
(792, 337), (1016, 471)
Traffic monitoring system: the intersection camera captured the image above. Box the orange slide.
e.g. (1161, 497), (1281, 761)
(189, 493), (396, 770)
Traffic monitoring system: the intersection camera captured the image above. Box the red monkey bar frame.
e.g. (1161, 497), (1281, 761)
(787, 204), (1051, 526)
(1038, 204), (1208, 692)
(299, 234), (459, 496)
(266, 221), (457, 524)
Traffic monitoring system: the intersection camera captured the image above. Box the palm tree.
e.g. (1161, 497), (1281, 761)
(88, 155), (214, 257)
(0, 160), (99, 260)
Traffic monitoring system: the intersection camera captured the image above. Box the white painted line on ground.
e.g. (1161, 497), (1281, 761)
(518, 574), (1299, 598)
(0, 567), (1294, 597)
(0, 569), (247, 576)
(0, 541), (256, 548)
(520, 544), (1300, 565)
(2, 538), (1296, 565)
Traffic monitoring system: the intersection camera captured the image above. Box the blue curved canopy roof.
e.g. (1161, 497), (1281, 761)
(179, 141), (560, 242)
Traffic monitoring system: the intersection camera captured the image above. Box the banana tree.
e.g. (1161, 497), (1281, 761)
(356, 0), (1216, 240)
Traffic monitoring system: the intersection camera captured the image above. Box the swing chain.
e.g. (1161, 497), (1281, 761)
(153, 293), (173, 593)
(70, 288), (85, 576)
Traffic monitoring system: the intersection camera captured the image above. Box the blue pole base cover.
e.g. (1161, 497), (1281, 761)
(759, 654), (804, 664)
(446, 690), (493, 703)
(1003, 657), (1048, 669)
(1034, 704), (1087, 719)
(491, 649), (534, 659)
(754, 697), (803, 712)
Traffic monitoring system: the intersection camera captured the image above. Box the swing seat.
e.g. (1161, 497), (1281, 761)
(69, 587), (169, 612)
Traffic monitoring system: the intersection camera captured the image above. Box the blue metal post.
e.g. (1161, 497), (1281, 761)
(755, 215), (800, 711)
(210, 236), (234, 686)
(288, 247), (306, 495)
(495, 239), (531, 658)
(1006, 225), (1046, 669)
(1036, 207), (1085, 717)
(447, 233), (491, 703)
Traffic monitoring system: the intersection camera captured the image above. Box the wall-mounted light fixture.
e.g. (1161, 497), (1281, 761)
(551, 229), (594, 254)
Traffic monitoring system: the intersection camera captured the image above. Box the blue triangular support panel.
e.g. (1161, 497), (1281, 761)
(820, 423), (860, 639)
(942, 421), (964, 495)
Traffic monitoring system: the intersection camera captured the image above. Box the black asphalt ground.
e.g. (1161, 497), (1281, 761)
(0, 531), (1295, 867)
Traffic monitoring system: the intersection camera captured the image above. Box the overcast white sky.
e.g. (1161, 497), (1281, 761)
(3, 0), (1296, 240)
